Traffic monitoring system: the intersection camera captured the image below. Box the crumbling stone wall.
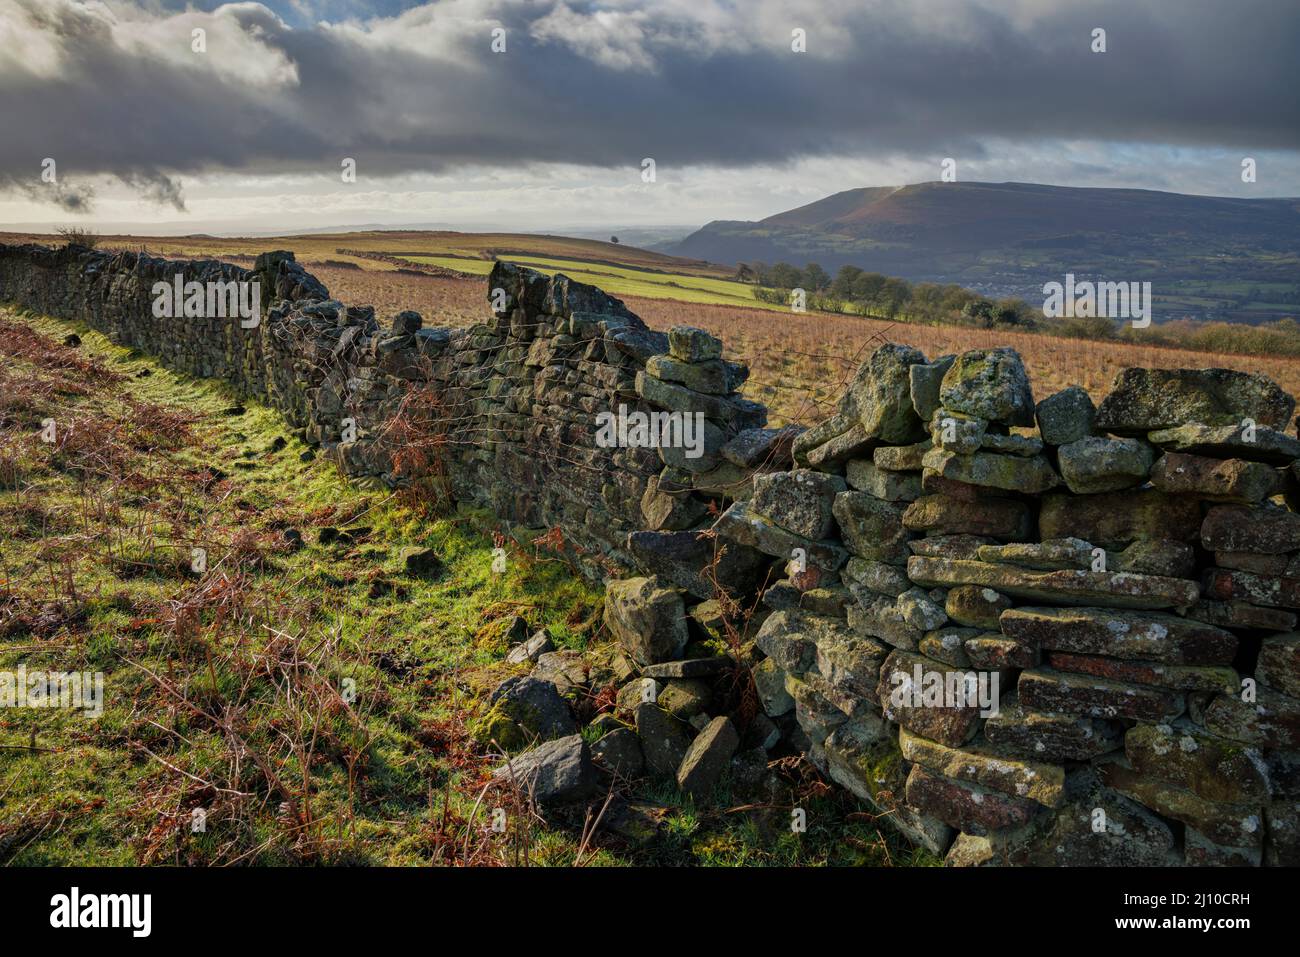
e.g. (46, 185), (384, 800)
(5, 241), (1298, 866)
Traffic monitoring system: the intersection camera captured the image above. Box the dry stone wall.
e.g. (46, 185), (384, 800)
(4, 241), (1299, 866)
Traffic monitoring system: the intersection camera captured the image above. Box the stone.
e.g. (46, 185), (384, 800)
(897, 587), (948, 631)
(721, 425), (802, 468)
(640, 474), (708, 531)
(787, 673), (849, 746)
(944, 588), (1016, 632)
(846, 343), (929, 444)
(899, 728), (1066, 807)
(877, 650), (987, 747)
(909, 354), (955, 421)
(1124, 721), (1270, 804)
(902, 494), (1031, 541)
(964, 635), (1037, 670)
(999, 606), (1237, 664)
(640, 657), (730, 679)
(1203, 687), (1300, 750)
(626, 529), (770, 601)
(983, 694), (1123, 761)
(1035, 386), (1097, 446)
(1044, 652), (1236, 694)
(1265, 803), (1300, 866)
(657, 678), (712, 719)
(907, 557), (1201, 610)
(714, 501), (847, 573)
(1201, 505), (1300, 554)
(635, 372), (761, 432)
(847, 590), (923, 650)
(753, 608), (818, 674)
(761, 580), (850, 617)
(488, 675), (578, 744)
(1185, 827), (1262, 867)
(980, 432), (1044, 457)
(1257, 633), (1300, 698)
(751, 469), (845, 539)
(976, 538), (1096, 571)
(634, 701), (694, 777)
(1018, 667), (1184, 722)
(1038, 488), (1202, 548)
(1216, 551), (1291, 575)
(616, 678), (660, 714)
(842, 557), (911, 597)
(832, 492), (913, 564)
(1114, 539), (1197, 579)
(399, 545), (444, 578)
(844, 458), (922, 501)
(904, 765), (1041, 836)
(939, 348), (1035, 426)
(1149, 452), (1283, 503)
(744, 714), (781, 752)
(391, 309), (422, 334)
(1056, 436), (1154, 494)
(506, 632), (554, 665)
(752, 658), (794, 716)
(919, 626), (978, 667)
(921, 448), (1060, 494)
(1147, 422), (1300, 465)
(492, 734), (597, 806)
(873, 439), (932, 471)
(667, 326), (722, 363)
(645, 354), (745, 395)
(1203, 567), (1300, 609)
(792, 413), (875, 469)
(1096, 756), (1263, 849)
(930, 409), (988, 455)
(603, 576), (689, 667)
(810, 625), (890, 710)
(908, 535), (996, 560)
(1182, 600), (1297, 632)
(675, 716), (741, 798)
(1094, 366), (1295, 433)
(591, 727), (645, 779)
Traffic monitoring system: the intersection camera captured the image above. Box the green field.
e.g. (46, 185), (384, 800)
(400, 253), (789, 311)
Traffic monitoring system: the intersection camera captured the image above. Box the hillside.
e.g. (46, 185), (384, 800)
(669, 182), (1300, 323)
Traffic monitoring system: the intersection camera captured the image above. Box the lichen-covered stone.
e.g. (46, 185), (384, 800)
(1150, 452), (1284, 503)
(844, 458), (922, 501)
(908, 558), (1202, 610)
(1056, 436), (1155, 494)
(1038, 488), (1202, 548)
(1125, 722), (1271, 804)
(1257, 633), (1300, 698)
(904, 765), (1041, 835)
(1095, 366), (1295, 433)
(902, 493), (1032, 540)
(945, 585), (1013, 629)
(921, 447), (1060, 494)
(983, 695), (1123, 761)
(1035, 386), (1097, 446)
(1018, 667), (1185, 722)
(899, 727), (1066, 807)
(999, 606), (1237, 664)
(1201, 504), (1300, 554)
(939, 348), (1036, 426)
(676, 716), (740, 798)
(832, 491), (914, 564)
(1147, 422), (1300, 465)
(603, 576), (689, 667)
(909, 354), (955, 421)
(751, 468), (846, 539)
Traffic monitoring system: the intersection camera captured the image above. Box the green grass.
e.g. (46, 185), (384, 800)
(400, 254), (790, 311)
(0, 306), (930, 867)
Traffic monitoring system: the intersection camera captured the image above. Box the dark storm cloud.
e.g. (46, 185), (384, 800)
(2, 0), (1298, 209)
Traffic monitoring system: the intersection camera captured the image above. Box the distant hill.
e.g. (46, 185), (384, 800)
(668, 182), (1300, 323)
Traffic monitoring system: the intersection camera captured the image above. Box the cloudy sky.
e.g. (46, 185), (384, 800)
(2, 0), (1298, 234)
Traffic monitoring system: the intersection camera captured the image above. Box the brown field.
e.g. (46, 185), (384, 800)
(311, 264), (1300, 430)
(8, 230), (1299, 431)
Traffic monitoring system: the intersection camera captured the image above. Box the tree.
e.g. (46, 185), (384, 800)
(610, 236), (620, 244)
(801, 262), (830, 292)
